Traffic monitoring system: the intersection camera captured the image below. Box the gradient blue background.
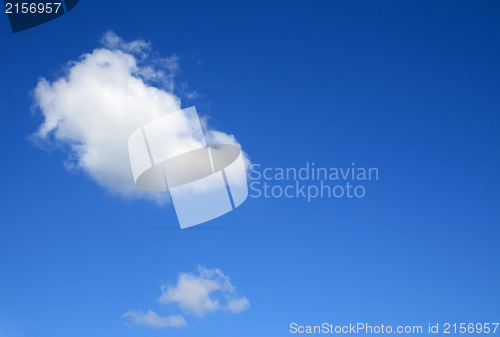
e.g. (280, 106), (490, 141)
(0, 1), (499, 336)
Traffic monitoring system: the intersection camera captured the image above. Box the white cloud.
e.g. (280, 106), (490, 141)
(227, 297), (250, 313)
(32, 32), (245, 204)
(123, 266), (249, 329)
(159, 266), (249, 316)
(122, 310), (186, 328)
(101, 31), (151, 56)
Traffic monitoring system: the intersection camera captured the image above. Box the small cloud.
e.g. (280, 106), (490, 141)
(227, 297), (250, 313)
(159, 266), (249, 316)
(123, 266), (249, 330)
(122, 310), (186, 328)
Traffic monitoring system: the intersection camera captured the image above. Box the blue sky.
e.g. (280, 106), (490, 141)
(0, 1), (499, 336)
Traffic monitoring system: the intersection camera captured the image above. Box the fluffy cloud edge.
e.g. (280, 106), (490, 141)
(122, 310), (186, 328)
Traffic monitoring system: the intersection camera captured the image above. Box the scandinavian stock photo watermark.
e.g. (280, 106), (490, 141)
(248, 163), (379, 202)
